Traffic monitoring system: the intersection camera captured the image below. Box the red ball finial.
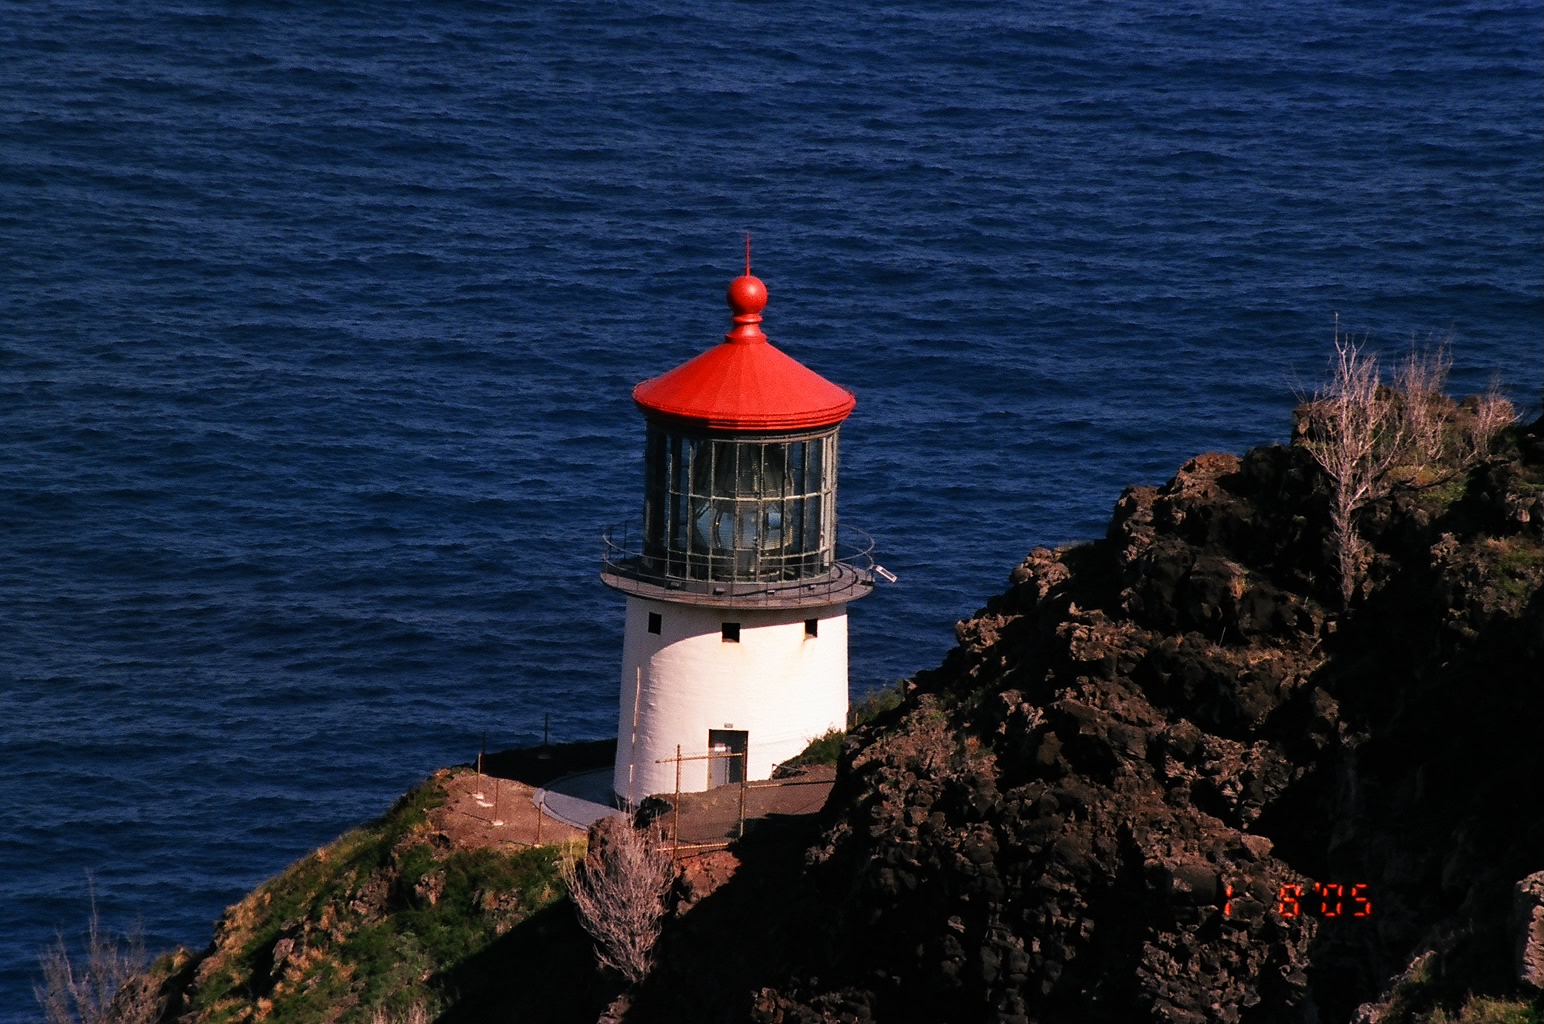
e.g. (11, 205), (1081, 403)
(727, 274), (768, 317)
(723, 234), (768, 344)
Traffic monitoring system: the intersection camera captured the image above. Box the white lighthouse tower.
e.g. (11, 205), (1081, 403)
(602, 262), (875, 805)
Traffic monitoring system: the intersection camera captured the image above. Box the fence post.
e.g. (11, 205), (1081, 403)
(673, 744), (682, 859)
(738, 759), (747, 839)
(475, 733), (486, 801)
(535, 793), (543, 846)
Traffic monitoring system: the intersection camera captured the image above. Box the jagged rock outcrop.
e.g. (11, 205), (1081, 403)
(627, 417), (1544, 1023)
(1516, 872), (1544, 993)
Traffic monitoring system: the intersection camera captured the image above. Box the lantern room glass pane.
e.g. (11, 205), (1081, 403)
(643, 428), (665, 546)
(641, 424), (839, 583)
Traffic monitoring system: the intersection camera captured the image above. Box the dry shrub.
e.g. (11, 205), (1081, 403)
(1300, 333), (1407, 603)
(35, 888), (155, 1024)
(1459, 379), (1517, 463)
(370, 1004), (432, 1024)
(1395, 340), (1452, 466)
(561, 818), (674, 985)
(1300, 327), (1518, 605)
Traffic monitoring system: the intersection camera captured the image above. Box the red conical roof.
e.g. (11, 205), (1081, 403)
(632, 273), (856, 432)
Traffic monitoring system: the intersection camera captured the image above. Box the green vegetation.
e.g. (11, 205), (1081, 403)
(787, 728), (844, 768)
(1423, 474), (1469, 512)
(1365, 949), (1542, 1024)
(850, 683), (906, 727)
(782, 683), (908, 769)
(1428, 996), (1542, 1024)
(165, 776), (573, 1023)
(1490, 536), (1544, 602)
(1299, 336), (1516, 604)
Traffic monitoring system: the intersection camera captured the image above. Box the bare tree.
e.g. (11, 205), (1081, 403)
(1300, 331), (1409, 604)
(1457, 378), (1517, 464)
(561, 817), (675, 985)
(1301, 324), (1520, 605)
(1395, 340), (1452, 468)
(35, 885), (155, 1024)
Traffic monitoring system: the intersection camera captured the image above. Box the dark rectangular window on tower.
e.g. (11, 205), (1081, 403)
(804, 618), (819, 638)
(647, 612), (662, 635)
(721, 622), (741, 643)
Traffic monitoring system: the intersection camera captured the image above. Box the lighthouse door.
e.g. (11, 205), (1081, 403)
(707, 729), (748, 788)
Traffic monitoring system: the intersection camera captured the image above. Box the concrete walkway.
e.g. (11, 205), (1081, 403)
(534, 768), (627, 829)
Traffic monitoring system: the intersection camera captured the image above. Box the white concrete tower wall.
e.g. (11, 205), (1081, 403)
(612, 595), (848, 804)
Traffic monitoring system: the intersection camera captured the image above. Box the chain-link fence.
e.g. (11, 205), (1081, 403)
(643, 748), (835, 857)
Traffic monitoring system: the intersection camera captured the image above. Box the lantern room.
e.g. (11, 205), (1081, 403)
(603, 265), (874, 608)
(639, 425), (836, 583)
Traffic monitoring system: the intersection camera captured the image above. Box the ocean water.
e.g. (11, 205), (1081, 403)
(0, 0), (1538, 1015)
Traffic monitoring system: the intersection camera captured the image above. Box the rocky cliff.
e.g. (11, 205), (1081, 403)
(624, 413), (1544, 1024)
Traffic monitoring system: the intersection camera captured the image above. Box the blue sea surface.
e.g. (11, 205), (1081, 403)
(1, 0), (1539, 1015)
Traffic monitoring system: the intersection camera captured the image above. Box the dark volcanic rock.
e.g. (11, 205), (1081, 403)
(1517, 872), (1544, 992)
(625, 419), (1544, 1024)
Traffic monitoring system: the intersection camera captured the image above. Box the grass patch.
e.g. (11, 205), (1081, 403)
(343, 923), (432, 1014)
(1368, 948), (1541, 1024)
(261, 958), (353, 1021)
(850, 684), (905, 727)
(1366, 950), (1438, 1024)
(400, 847), (565, 966)
(1493, 538), (1542, 575)
(342, 844), (568, 1017)
(1423, 474), (1468, 510)
(780, 684), (909, 770)
(1430, 996), (1542, 1024)
(786, 729), (844, 768)
(233, 782), (446, 980)
(1484, 536), (1543, 603)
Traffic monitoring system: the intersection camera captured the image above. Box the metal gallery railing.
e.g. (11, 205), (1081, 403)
(600, 522), (876, 607)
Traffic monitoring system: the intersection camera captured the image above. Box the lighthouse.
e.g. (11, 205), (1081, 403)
(602, 261), (875, 805)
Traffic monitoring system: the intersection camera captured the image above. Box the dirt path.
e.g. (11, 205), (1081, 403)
(428, 767), (587, 851)
(423, 745), (835, 857)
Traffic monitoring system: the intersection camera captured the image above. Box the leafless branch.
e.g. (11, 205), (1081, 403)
(1395, 339), (1452, 466)
(1298, 319), (1521, 605)
(561, 818), (675, 985)
(1458, 377), (1517, 464)
(1300, 331), (1408, 603)
(34, 881), (155, 1024)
